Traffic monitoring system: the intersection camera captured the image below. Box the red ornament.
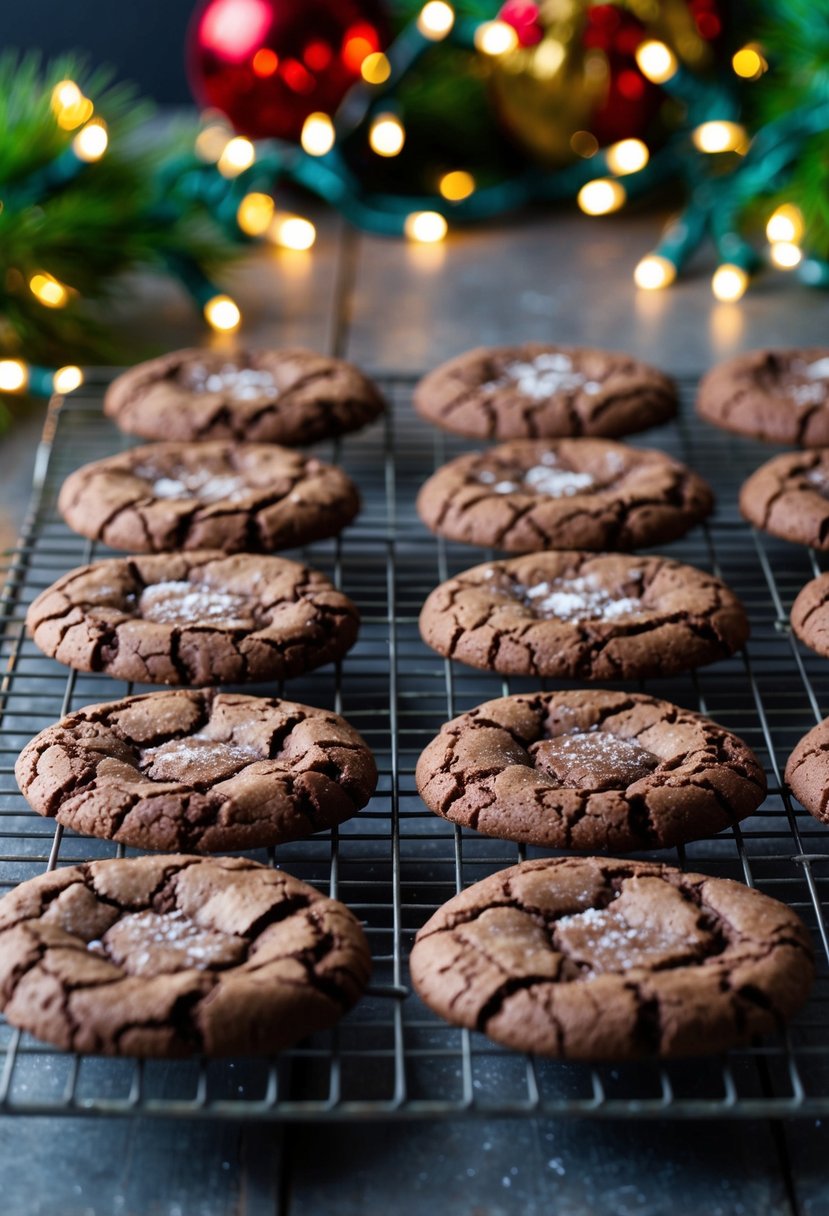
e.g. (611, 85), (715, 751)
(187, 0), (390, 141)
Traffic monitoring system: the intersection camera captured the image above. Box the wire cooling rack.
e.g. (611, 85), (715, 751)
(0, 370), (828, 1122)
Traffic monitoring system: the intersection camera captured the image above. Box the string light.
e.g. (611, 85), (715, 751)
(217, 136), (255, 177)
(53, 365), (83, 394)
(195, 122), (233, 162)
(50, 80), (93, 130)
(711, 264), (748, 302)
(203, 294), (241, 332)
(474, 21), (519, 56)
(692, 121), (749, 154)
(29, 272), (69, 309)
(0, 360), (29, 393)
(404, 211), (447, 243)
(769, 241), (802, 269)
(236, 192), (275, 236)
(300, 112), (335, 157)
(635, 41), (678, 85)
(270, 215), (316, 250)
(417, 2), (455, 40)
(577, 179), (626, 216)
(369, 113), (405, 157)
(361, 52), (391, 84)
(605, 139), (649, 176)
(72, 120), (108, 163)
(439, 170), (475, 201)
(732, 44), (767, 80)
(634, 255), (677, 290)
(766, 204), (804, 244)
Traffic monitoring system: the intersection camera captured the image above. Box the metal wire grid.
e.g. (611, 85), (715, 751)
(0, 370), (827, 1122)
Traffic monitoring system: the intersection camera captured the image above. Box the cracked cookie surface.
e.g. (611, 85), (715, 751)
(740, 451), (829, 549)
(26, 551), (359, 684)
(416, 690), (766, 851)
(785, 716), (829, 824)
(409, 856), (813, 1060)
(418, 552), (748, 680)
(698, 348), (829, 446)
(58, 441), (360, 554)
(16, 689), (377, 852)
(791, 573), (829, 657)
(104, 348), (385, 445)
(417, 438), (713, 552)
(0, 854), (371, 1057)
(413, 344), (676, 440)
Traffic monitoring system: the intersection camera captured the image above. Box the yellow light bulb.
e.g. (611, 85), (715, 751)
(577, 178), (626, 216)
(635, 40), (678, 85)
(51, 80), (94, 131)
(404, 211), (448, 243)
(270, 215), (317, 251)
(217, 137), (255, 178)
(195, 123), (233, 162)
(0, 360), (29, 393)
(417, 1), (455, 39)
(770, 241), (802, 270)
(711, 264), (748, 302)
(361, 51), (392, 84)
(692, 121), (748, 154)
(236, 192), (275, 237)
(204, 294), (241, 332)
(53, 365), (83, 395)
(51, 80), (82, 113)
(633, 255), (677, 290)
(766, 204), (804, 245)
(29, 272), (70, 309)
(300, 112), (335, 156)
(369, 114), (405, 157)
(732, 44), (767, 80)
(474, 20), (519, 56)
(439, 170), (475, 201)
(72, 120), (108, 163)
(605, 138), (649, 176)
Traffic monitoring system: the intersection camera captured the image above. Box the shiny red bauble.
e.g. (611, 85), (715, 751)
(187, 0), (390, 141)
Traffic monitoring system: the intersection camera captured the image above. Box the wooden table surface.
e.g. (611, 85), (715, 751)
(1, 205), (827, 1215)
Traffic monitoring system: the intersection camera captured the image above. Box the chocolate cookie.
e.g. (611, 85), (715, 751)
(0, 855), (370, 1057)
(16, 689), (377, 852)
(418, 552), (748, 680)
(791, 573), (829, 657)
(417, 439), (713, 552)
(698, 348), (829, 446)
(104, 348), (384, 446)
(785, 717), (829, 824)
(414, 344), (677, 440)
(58, 441), (360, 554)
(410, 857), (813, 1060)
(26, 551), (358, 684)
(740, 450), (829, 549)
(416, 691), (766, 851)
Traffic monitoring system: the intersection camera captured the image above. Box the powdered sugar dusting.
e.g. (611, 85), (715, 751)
(789, 357), (829, 407)
(182, 362), (279, 402)
(141, 735), (261, 782)
(486, 353), (601, 400)
(134, 465), (249, 503)
(139, 580), (254, 628)
(523, 464), (595, 496)
(555, 904), (693, 974)
(806, 466), (829, 496)
(523, 575), (643, 622)
(100, 909), (246, 976)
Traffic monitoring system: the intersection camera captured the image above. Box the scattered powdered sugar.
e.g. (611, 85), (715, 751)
(789, 357), (829, 407)
(139, 580), (255, 628)
(134, 464), (249, 503)
(806, 466), (829, 495)
(485, 352), (601, 400)
(523, 574), (643, 622)
(533, 730), (657, 789)
(523, 464), (595, 496)
(100, 909), (246, 976)
(555, 904), (689, 973)
(181, 362), (279, 402)
(541, 731), (655, 769)
(141, 734), (261, 782)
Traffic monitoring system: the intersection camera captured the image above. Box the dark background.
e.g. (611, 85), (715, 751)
(2, 0), (198, 101)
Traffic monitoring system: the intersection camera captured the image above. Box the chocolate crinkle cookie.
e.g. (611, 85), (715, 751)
(785, 716), (829, 825)
(418, 551), (748, 680)
(416, 691), (766, 851)
(739, 450), (829, 549)
(697, 348), (829, 446)
(791, 573), (829, 657)
(414, 344), (677, 440)
(16, 689), (377, 852)
(0, 855), (371, 1057)
(409, 856), (814, 1061)
(58, 441), (360, 554)
(104, 348), (385, 445)
(26, 551), (358, 684)
(416, 438), (713, 552)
